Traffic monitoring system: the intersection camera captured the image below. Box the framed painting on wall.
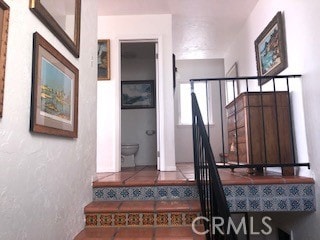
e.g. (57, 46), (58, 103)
(98, 39), (110, 80)
(121, 80), (155, 109)
(0, 0), (9, 117)
(30, 32), (79, 138)
(254, 11), (288, 85)
(29, 0), (81, 58)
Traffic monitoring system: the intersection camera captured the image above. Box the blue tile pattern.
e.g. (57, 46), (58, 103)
(93, 183), (315, 212)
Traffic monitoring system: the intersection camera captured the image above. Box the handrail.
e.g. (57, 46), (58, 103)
(192, 92), (238, 240)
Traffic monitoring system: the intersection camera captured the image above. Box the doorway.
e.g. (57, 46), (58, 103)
(120, 41), (159, 169)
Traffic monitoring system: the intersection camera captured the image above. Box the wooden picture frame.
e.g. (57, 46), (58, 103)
(30, 0), (81, 58)
(31, 32), (79, 138)
(98, 39), (110, 80)
(121, 80), (155, 109)
(254, 11), (288, 85)
(0, 0), (9, 117)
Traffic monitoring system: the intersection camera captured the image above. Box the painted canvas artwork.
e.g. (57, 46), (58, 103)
(40, 58), (72, 124)
(258, 24), (280, 75)
(121, 81), (155, 109)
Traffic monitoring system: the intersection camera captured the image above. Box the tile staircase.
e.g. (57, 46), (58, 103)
(74, 166), (204, 239)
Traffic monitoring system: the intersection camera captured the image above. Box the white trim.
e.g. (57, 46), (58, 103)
(117, 35), (165, 171)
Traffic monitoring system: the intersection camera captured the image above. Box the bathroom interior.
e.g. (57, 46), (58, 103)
(120, 41), (158, 169)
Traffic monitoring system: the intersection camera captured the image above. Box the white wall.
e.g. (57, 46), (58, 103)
(0, 0), (97, 239)
(174, 59), (225, 163)
(97, 14), (176, 172)
(224, 0), (320, 239)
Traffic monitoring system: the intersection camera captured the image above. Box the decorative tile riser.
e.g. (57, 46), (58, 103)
(93, 185), (199, 201)
(93, 183), (316, 212)
(85, 212), (201, 227)
(225, 183), (316, 212)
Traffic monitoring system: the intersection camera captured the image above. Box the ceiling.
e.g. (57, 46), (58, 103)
(97, 0), (259, 59)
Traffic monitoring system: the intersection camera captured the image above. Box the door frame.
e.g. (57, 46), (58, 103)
(118, 38), (161, 170)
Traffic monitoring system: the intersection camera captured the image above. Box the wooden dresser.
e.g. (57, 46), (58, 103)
(225, 91), (294, 175)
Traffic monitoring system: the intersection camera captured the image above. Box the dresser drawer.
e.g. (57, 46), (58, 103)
(227, 109), (245, 130)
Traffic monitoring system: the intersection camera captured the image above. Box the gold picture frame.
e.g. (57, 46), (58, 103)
(31, 32), (79, 138)
(0, 0), (10, 117)
(98, 39), (111, 80)
(30, 0), (81, 58)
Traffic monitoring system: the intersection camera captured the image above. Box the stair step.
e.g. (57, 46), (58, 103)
(74, 226), (206, 240)
(84, 200), (201, 227)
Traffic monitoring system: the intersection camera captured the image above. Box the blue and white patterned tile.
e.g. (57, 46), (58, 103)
(223, 186), (234, 198)
(93, 188), (105, 200)
(302, 198), (315, 211)
(234, 186), (247, 198)
(227, 199), (236, 212)
(262, 199), (277, 211)
(261, 185), (273, 197)
(248, 185), (260, 198)
(275, 199), (289, 211)
(248, 198), (261, 211)
(273, 185), (287, 197)
(289, 199), (302, 211)
(235, 199), (247, 211)
(288, 185), (300, 197)
(301, 185), (314, 197)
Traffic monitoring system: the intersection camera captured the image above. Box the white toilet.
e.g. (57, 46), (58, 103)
(121, 143), (139, 167)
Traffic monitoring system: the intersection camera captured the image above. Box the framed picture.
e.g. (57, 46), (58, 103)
(98, 39), (110, 80)
(254, 11), (288, 85)
(121, 80), (155, 109)
(30, 0), (81, 58)
(30, 32), (79, 138)
(225, 62), (239, 104)
(0, 0), (9, 117)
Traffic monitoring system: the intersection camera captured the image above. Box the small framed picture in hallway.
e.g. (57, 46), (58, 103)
(121, 80), (155, 109)
(98, 39), (110, 80)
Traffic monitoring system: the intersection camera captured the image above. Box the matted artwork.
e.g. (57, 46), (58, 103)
(254, 11), (288, 85)
(121, 80), (155, 109)
(0, 0), (10, 117)
(98, 39), (110, 80)
(30, 32), (79, 138)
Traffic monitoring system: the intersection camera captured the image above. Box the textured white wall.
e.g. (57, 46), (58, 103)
(224, 0), (320, 239)
(0, 0), (97, 239)
(174, 59), (225, 163)
(97, 14), (175, 172)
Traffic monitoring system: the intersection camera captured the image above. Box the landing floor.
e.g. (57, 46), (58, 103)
(94, 163), (314, 187)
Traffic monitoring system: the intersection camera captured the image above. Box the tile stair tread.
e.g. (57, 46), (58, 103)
(93, 180), (196, 188)
(74, 226), (206, 240)
(85, 200), (201, 214)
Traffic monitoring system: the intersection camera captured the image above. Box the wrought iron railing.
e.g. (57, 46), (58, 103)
(192, 92), (238, 240)
(191, 75), (310, 173)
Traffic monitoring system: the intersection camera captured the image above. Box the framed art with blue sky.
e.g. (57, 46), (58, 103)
(30, 32), (79, 138)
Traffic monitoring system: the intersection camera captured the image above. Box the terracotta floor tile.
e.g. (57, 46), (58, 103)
(188, 200), (201, 211)
(119, 200), (155, 212)
(85, 201), (121, 213)
(114, 227), (154, 239)
(124, 176), (156, 186)
(156, 200), (190, 212)
(74, 227), (117, 240)
(155, 226), (194, 238)
(93, 163), (314, 187)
